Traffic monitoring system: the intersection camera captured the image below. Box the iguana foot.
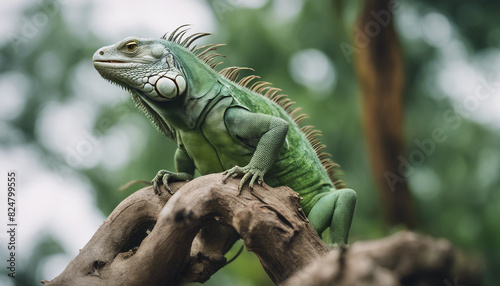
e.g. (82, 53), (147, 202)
(152, 170), (192, 195)
(222, 165), (265, 191)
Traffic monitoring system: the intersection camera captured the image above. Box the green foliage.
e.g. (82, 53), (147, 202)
(1, 0), (499, 285)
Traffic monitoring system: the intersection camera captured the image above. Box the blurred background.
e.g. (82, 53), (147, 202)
(1, 0), (499, 285)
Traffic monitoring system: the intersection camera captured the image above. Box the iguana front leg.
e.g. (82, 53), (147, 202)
(222, 107), (289, 190)
(152, 147), (194, 194)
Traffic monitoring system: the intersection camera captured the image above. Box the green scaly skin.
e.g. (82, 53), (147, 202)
(92, 29), (357, 246)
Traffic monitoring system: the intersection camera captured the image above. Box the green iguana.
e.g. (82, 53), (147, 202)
(92, 25), (357, 246)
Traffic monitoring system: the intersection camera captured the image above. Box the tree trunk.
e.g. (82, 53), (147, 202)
(354, 0), (416, 228)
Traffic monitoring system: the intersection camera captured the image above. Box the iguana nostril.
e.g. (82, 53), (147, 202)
(99, 50), (104, 55)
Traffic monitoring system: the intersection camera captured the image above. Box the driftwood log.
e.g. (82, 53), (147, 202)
(42, 173), (482, 286)
(283, 231), (482, 286)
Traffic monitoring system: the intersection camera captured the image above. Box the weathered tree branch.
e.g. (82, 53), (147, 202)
(43, 173), (328, 285)
(283, 231), (481, 286)
(43, 174), (481, 286)
(284, 231), (482, 286)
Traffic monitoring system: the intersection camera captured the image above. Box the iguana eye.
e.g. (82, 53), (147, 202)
(125, 42), (138, 52)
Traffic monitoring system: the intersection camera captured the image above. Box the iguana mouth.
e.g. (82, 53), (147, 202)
(93, 60), (137, 70)
(93, 60), (128, 63)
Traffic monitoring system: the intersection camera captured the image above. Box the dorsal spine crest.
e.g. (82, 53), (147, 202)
(161, 25), (346, 189)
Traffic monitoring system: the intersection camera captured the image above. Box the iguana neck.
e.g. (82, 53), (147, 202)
(137, 80), (222, 131)
(140, 43), (223, 131)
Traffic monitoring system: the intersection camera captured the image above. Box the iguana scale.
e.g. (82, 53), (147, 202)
(92, 25), (357, 246)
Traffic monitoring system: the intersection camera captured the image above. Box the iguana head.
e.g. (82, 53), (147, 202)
(93, 27), (221, 134)
(93, 36), (187, 101)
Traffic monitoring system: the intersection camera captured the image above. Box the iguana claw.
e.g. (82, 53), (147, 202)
(152, 170), (192, 195)
(152, 170), (171, 195)
(223, 165), (265, 191)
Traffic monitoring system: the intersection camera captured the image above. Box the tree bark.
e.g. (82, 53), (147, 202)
(354, 0), (416, 228)
(42, 174), (481, 286)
